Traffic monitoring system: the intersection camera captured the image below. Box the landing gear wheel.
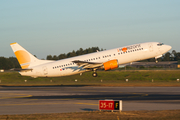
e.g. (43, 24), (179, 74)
(92, 72), (97, 77)
(155, 60), (158, 63)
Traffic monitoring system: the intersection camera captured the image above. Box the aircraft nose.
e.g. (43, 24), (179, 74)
(165, 45), (172, 51)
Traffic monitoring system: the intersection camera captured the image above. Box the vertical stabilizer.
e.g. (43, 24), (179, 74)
(10, 42), (40, 69)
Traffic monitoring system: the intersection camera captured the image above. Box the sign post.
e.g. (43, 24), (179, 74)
(99, 100), (122, 112)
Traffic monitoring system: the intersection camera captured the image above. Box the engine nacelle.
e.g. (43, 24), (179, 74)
(103, 59), (119, 71)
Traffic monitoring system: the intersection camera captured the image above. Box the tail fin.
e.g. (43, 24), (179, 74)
(10, 42), (40, 69)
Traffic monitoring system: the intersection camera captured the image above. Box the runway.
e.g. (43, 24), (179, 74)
(0, 86), (180, 115)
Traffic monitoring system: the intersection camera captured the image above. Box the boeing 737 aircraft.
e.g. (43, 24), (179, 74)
(10, 42), (171, 78)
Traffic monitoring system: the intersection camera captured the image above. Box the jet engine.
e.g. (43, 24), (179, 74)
(103, 59), (119, 71)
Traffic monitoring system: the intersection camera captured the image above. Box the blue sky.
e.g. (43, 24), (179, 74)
(1, 0), (180, 59)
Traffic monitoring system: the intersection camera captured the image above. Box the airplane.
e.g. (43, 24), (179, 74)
(10, 42), (171, 78)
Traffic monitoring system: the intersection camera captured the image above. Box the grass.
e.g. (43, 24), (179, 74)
(0, 70), (180, 86)
(0, 110), (180, 120)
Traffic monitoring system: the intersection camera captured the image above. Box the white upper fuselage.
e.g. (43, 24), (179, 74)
(20, 42), (171, 77)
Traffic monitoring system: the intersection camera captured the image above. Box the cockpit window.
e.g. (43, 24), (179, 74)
(157, 43), (164, 46)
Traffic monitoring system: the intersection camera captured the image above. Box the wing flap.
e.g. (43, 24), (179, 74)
(72, 60), (103, 69)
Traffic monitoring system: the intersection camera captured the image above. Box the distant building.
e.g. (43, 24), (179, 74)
(127, 61), (178, 68)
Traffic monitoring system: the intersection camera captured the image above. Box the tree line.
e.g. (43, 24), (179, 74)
(46, 47), (103, 60)
(0, 57), (20, 70)
(0, 48), (180, 70)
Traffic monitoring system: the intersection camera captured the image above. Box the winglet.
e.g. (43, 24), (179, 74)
(10, 42), (17, 45)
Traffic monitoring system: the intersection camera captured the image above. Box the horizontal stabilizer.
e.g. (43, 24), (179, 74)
(12, 68), (33, 72)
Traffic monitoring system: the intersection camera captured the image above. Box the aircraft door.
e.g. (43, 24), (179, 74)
(42, 66), (48, 75)
(149, 43), (153, 52)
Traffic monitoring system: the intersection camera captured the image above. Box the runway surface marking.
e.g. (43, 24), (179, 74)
(0, 93), (32, 99)
(0, 92), (149, 100)
(0, 102), (98, 106)
(0, 92), (149, 107)
(76, 103), (98, 106)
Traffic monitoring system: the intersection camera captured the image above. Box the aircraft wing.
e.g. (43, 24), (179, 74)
(72, 60), (103, 69)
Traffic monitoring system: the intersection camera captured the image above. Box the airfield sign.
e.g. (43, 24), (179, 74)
(99, 100), (122, 111)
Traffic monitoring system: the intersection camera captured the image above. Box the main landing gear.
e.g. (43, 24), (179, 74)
(92, 69), (98, 77)
(155, 55), (162, 64)
(155, 59), (158, 63)
(155, 58), (158, 63)
(92, 72), (97, 77)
